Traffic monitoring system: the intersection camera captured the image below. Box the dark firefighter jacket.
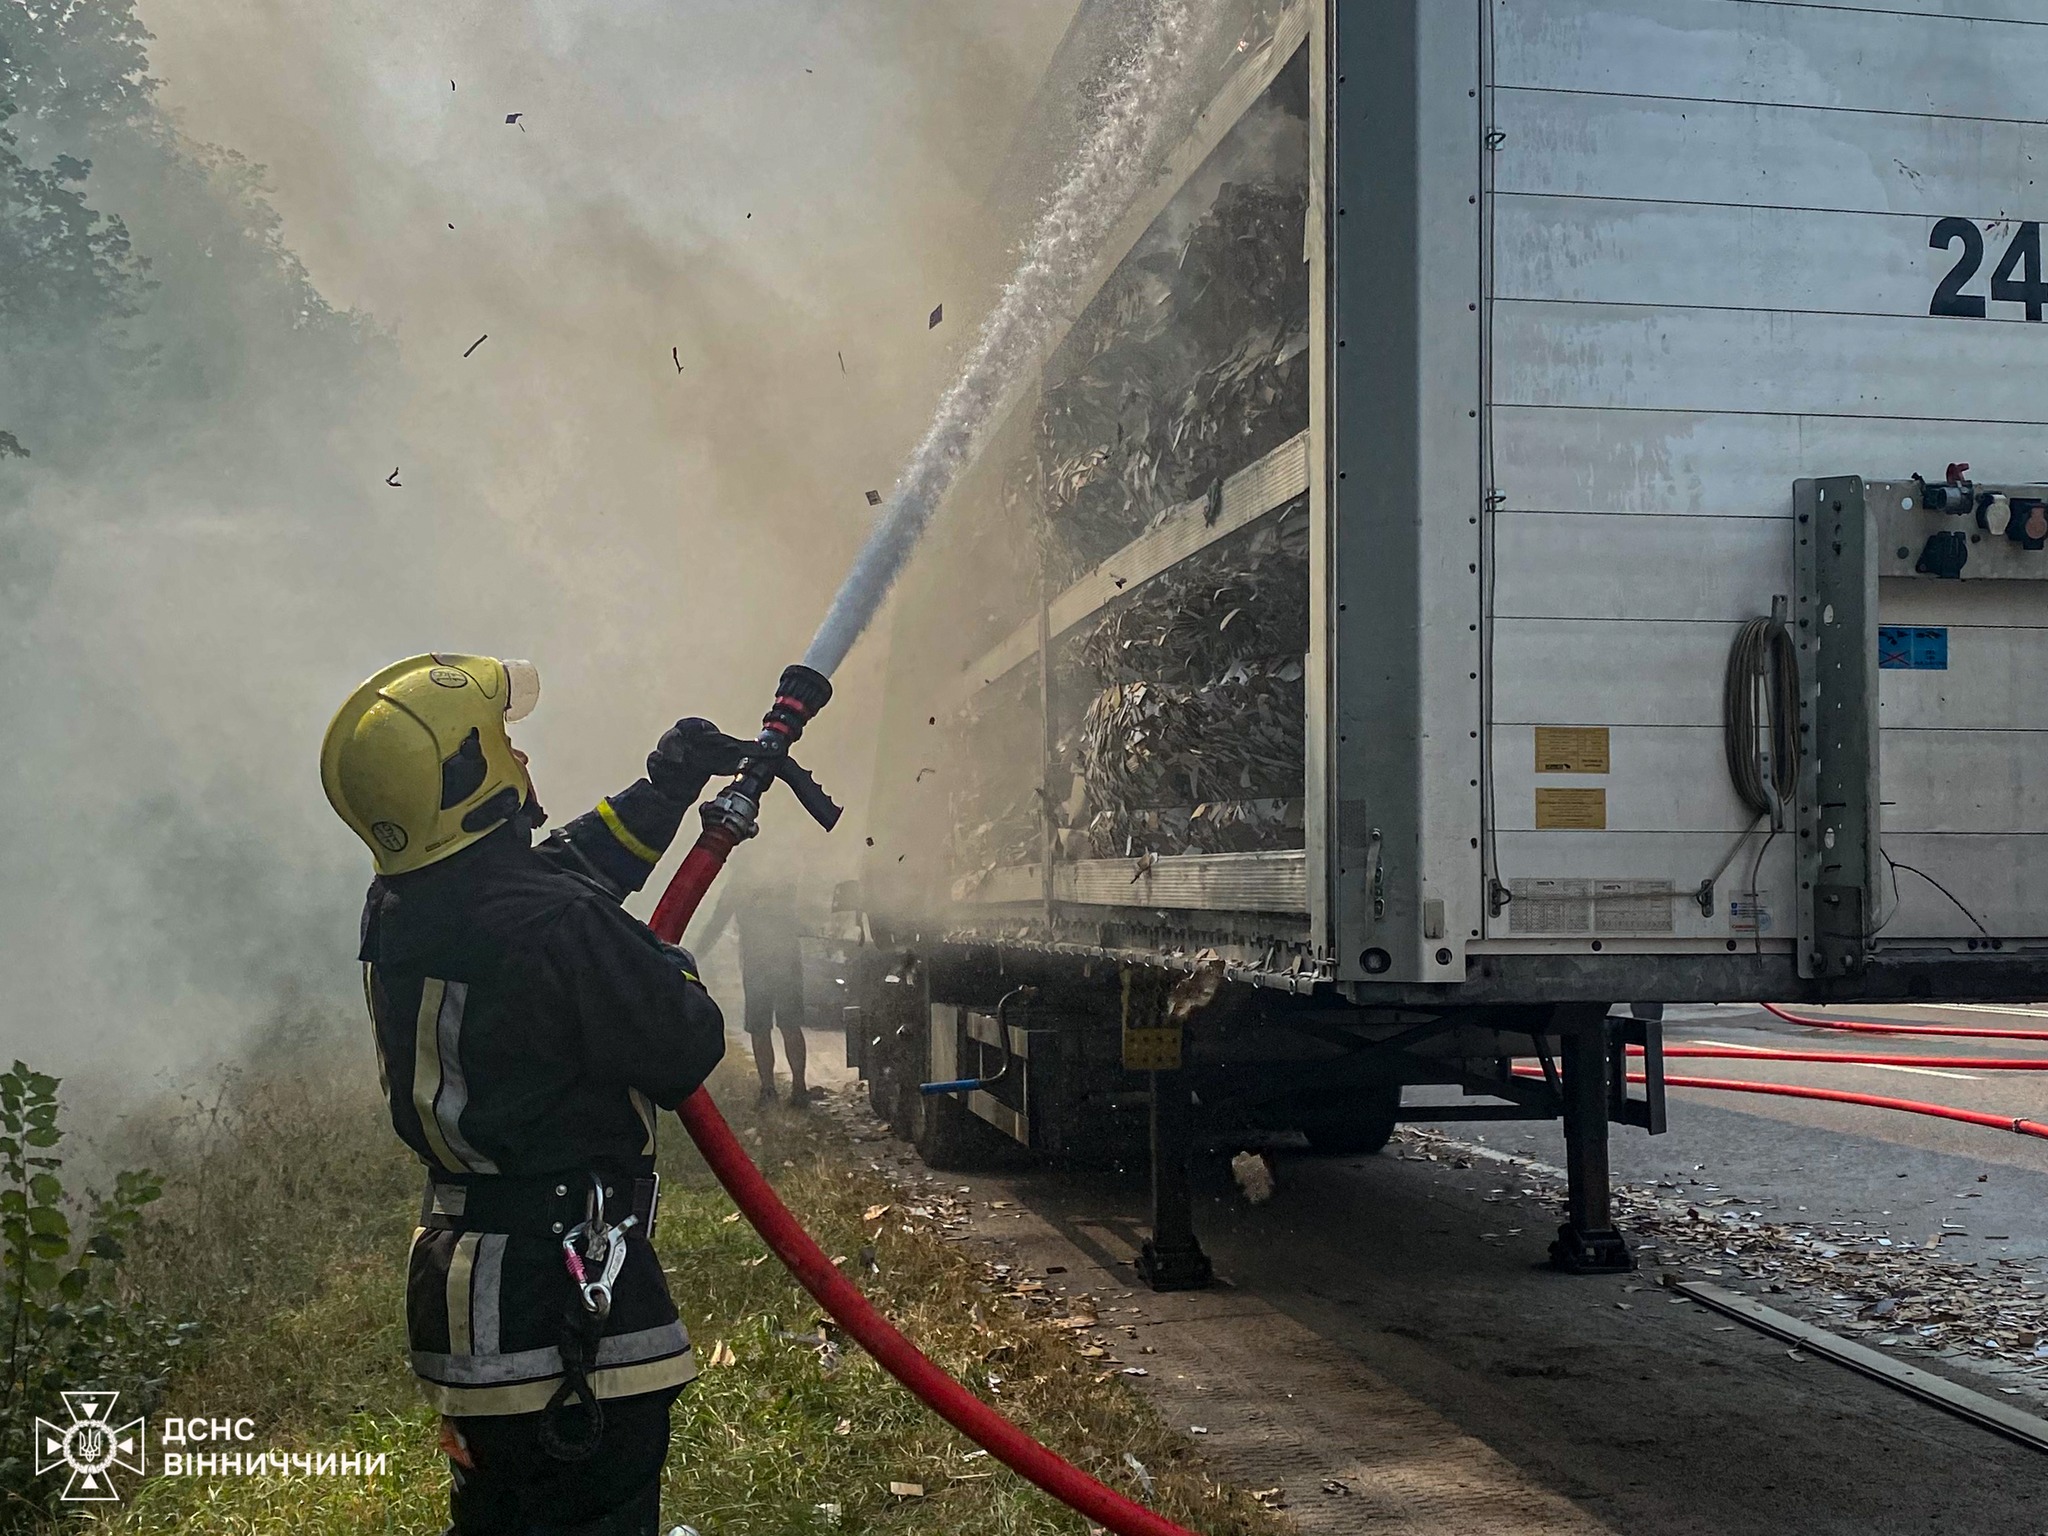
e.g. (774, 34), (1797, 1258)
(358, 780), (724, 1416)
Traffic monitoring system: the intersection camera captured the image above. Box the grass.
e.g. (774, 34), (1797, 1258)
(61, 1037), (1291, 1536)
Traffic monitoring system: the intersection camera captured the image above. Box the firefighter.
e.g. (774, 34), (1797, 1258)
(695, 870), (812, 1108)
(321, 653), (749, 1535)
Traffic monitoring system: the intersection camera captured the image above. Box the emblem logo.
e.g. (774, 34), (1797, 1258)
(428, 667), (469, 688)
(35, 1390), (146, 1501)
(371, 820), (410, 852)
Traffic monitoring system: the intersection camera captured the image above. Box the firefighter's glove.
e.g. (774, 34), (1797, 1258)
(648, 718), (754, 805)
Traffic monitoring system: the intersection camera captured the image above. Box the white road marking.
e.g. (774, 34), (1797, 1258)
(1906, 1004), (2048, 1020)
(1832, 1063), (1980, 1082)
(1682, 1039), (1979, 1082)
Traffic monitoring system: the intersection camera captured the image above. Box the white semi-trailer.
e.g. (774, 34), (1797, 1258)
(847, 0), (2048, 1284)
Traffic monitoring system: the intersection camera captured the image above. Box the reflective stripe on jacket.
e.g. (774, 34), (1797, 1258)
(357, 779), (724, 1415)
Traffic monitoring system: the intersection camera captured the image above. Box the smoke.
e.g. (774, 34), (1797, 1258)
(0, 0), (1078, 1077)
(804, 0), (1215, 677)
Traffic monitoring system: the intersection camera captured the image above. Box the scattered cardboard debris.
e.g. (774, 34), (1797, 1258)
(1122, 1452), (1154, 1497)
(1401, 1126), (2048, 1381)
(1231, 1149), (1275, 1205)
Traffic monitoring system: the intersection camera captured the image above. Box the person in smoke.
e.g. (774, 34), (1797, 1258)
(694, 869), (813, 1108)
(321, 653), (750, 1536)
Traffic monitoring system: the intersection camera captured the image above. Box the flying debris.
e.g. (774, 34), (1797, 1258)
(385, 468), (401, 487)
(865, 490), (882, 507)
(672, 347), (684, 374)
(915, 767), (936, 782)
(1130, 852), (1157, 883)
(837, 351), (846, 375)
(505, 112), (523, 128)
(462, 334), (488, 358)
(927, 303), (944, 330)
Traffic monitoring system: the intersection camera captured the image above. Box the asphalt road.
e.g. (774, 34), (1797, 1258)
(1477, 1002), (2048, 1263)
(900, 1002), (2048, 1535)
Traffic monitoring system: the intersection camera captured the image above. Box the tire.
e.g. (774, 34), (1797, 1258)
(886, 1047), (916, 1141)
(848, 955), (918, 1140)
(1293, 1080), (1401, 1156)
(866, 1045), (895, 1124)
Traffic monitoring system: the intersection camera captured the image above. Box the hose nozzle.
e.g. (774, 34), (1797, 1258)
(725, 663), (841, 832)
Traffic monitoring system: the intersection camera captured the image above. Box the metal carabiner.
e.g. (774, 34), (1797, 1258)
(561, 1172), (640, 1318)
(582, 1221), (633, 1316)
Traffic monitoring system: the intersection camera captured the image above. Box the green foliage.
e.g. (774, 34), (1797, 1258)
(0, 1061), (186, 1530)
(0, 0), (155, 134)
(0, 0), (379, 501)
(0, 0), (155, 336)
(0, 94), (146, 337)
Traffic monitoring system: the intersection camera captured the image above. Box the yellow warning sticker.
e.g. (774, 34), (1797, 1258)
(1120, 967), (1183, 1070)
(1122, 1027), (1183, 1072)
(1533, 726), (1611, 774)
(1535, 787), (1607, 830)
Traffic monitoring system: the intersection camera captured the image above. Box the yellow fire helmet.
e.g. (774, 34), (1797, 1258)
(320, 654), (543, 876)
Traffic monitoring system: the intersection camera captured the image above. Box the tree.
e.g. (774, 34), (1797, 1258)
(0, 95), (146, 338)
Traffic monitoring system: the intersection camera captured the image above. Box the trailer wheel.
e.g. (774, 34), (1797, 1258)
(1293, 1081), (1401, 1156)
(866, 1051), (893, 1122)
(886, 1051), (916, 1141)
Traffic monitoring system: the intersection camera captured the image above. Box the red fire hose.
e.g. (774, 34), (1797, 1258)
(645, 667), (1201, 1536)
(648, 824), (740, 944)
(1654, 1046), (2048, 1070)
(1514, 1063), (2048, 1141)
(670, 1090), (1195, 1536)
(1760, 1000), (2048, 1042)
(1636, 1072), (2048, 1141)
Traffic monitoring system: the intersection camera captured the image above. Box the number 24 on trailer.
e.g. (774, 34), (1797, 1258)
(1929, 217), (2048, 321)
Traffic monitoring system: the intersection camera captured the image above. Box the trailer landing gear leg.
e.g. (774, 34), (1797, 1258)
(1550, 1022), (1634, 1274)
(1137, 1071), (1211, 1291)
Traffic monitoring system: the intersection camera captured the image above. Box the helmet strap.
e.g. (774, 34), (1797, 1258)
(461, 786), (523, 834)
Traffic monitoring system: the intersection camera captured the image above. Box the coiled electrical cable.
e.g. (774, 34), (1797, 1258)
(1723, 613), (1801, 821)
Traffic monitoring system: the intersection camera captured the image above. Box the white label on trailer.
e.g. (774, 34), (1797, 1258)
(1728, 893), (1772, 937)
(1510, 878), (1675, 936)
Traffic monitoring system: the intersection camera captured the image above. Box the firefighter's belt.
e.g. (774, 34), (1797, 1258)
(419, 1171), (660, 1239)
